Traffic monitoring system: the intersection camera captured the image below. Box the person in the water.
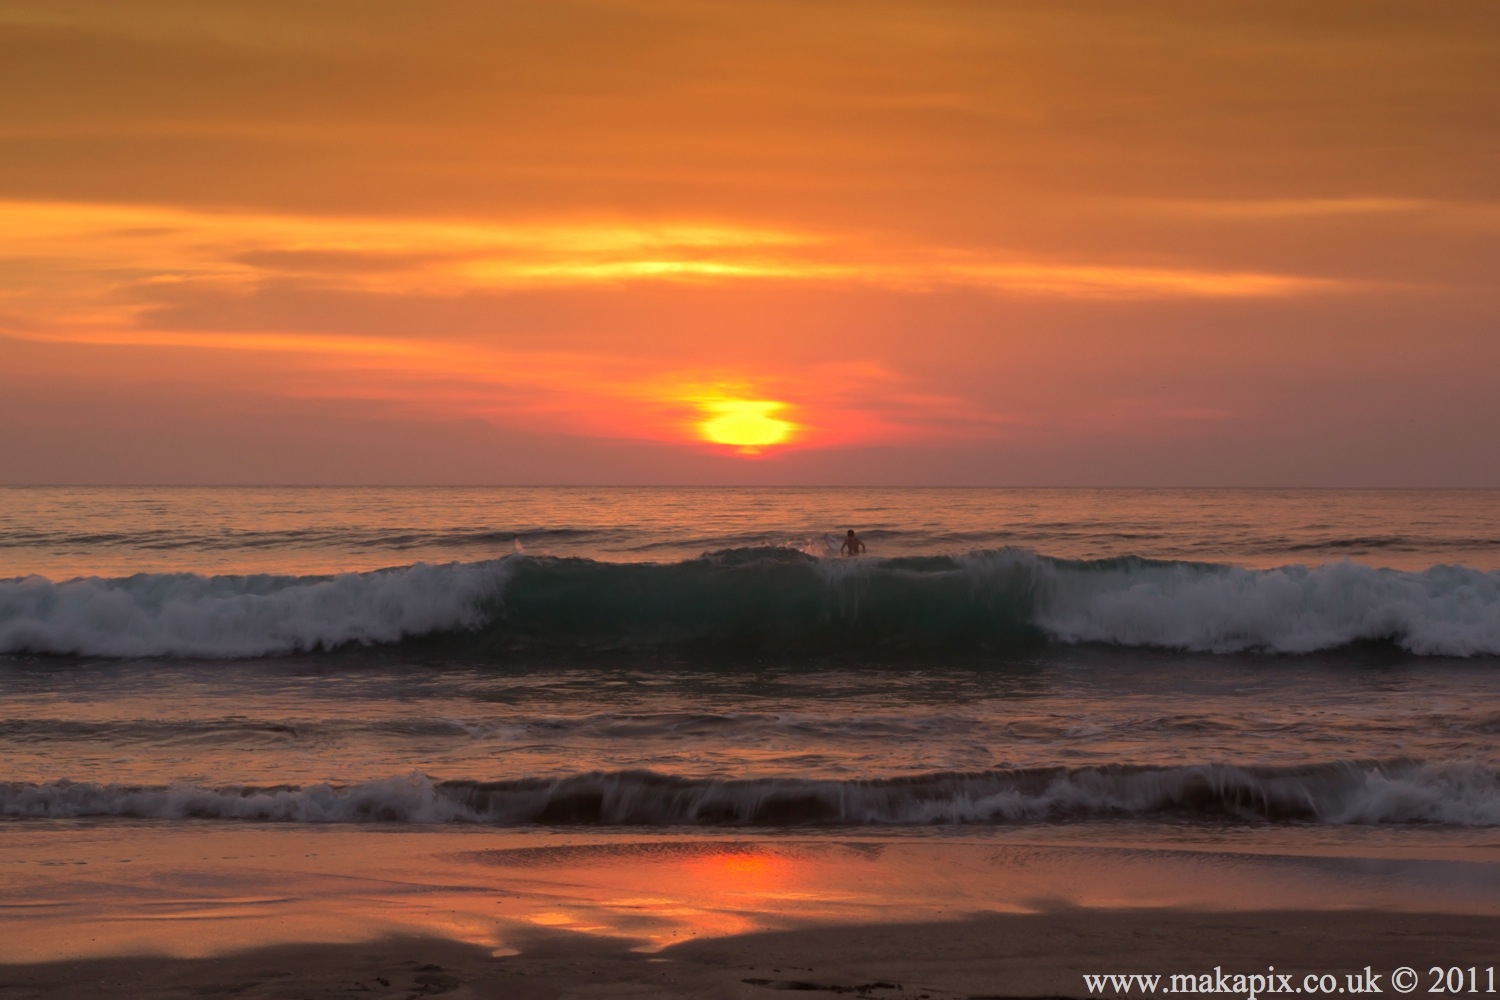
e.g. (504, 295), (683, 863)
(840, 529), (865, 556)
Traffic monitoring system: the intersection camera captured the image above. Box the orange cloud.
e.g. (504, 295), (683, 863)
(1, 199), (1341, 329)
(4, 3), (1497, 486)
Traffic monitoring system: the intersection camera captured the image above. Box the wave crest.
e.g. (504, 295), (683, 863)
(2, 549), (1497, 659)
(1032, 556), (1500, 656)
(4, 762), (1496, 826)
(0, 560), (511, 658)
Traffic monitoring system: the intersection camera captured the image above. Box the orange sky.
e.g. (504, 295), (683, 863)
(2, 1), (1497, 484)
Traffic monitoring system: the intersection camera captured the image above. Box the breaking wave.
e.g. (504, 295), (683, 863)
(2, 548), (1497, 659)
(4, 761), (1497, 826)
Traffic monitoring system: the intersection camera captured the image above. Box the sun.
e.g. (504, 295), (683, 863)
(696, 397), (796, 454)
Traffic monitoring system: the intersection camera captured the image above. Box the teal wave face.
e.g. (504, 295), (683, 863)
(476, 548), (1043, 656)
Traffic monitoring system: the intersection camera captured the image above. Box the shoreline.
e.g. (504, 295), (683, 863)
(4, 823), (1499, 969)
(3, 910), (1498, 999)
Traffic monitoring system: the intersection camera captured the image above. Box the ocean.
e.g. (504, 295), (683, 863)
(2, 486), (1499, 959)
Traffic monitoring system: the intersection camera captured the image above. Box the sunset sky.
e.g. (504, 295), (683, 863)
(2, 1), (1497, 485)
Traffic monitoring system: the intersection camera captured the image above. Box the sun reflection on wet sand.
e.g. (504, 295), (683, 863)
(2, 826), (1499, 963)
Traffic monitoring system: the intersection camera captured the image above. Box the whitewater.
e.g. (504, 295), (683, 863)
(3, 548), (1499, 659)
(2, 486), (1497, 836)
(7, 761), (1500, 826)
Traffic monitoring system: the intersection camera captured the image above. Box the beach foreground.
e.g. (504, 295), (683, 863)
(3, 824), (1499, 999)
(3, 911), (1498, 1000)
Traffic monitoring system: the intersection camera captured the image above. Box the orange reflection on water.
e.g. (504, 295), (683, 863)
(500, 847), (806, 947)
(683, 848), (790, 893)
(7, 826), (1500, 963)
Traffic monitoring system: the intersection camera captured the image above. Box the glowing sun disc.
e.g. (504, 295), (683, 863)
(697, 399), (795, 451)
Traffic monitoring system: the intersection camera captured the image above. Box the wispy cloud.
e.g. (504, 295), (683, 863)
(1125, 197), (1500, 224)
(1, 200), (1342, 327)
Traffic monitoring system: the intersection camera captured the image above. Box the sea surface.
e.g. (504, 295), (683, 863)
(2, 486), (1498, 831)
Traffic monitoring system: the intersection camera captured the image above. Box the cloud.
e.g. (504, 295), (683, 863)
(1127, 197), (1500, 223)
(2, 2), (1497, 484)
(1, 199), (1342, 330)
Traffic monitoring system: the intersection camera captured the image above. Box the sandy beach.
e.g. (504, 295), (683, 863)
(3, 822), (1498, 999)
(3, 910), (1498, 999)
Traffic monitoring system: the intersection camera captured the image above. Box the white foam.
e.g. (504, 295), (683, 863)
(0, 774), (475, 824)
(4, 762), (1497, 826)
(1028, 557), (1500, 656)
(0, 560), (511, 658)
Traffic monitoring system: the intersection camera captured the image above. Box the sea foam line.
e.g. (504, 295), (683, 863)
(0, 560), (511, 658)
(3, 762), (1497, 826)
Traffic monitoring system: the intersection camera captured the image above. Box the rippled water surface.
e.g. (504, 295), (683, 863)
(1, 487), (1497, 830)
(5, 486), (1497, 577)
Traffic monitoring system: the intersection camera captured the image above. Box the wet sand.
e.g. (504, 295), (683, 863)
(2, 911), (1498, 999)
(6, 823), (1500, 963)
(5, 823), (1499, 997)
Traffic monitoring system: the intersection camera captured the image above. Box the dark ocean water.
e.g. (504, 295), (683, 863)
(1, 487), (1497, 829)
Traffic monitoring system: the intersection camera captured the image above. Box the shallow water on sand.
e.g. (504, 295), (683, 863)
(3, 822), (1499, 962)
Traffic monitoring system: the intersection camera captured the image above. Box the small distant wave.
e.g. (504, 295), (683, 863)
(2, 548), (1497, 659)
(0, 526), (606, 552)
(4, 761), (1497, 826)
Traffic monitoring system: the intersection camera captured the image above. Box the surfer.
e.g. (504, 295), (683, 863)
(840, 529), (865, 556)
